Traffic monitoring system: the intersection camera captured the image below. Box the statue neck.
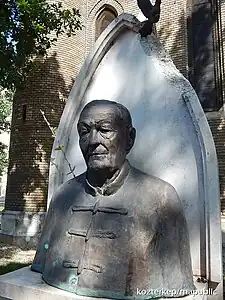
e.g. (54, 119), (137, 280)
(85, 160), (130, 196)
(87, 167), (120, 188)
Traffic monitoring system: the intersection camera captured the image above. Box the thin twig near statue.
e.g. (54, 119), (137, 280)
(40, 109), (76, 178)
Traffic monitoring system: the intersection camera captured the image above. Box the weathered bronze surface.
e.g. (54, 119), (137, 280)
(137, 0), (162, 37)
(32, 100), (195, 299)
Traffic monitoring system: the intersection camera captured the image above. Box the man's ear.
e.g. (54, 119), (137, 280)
(126, 127), (136, 153)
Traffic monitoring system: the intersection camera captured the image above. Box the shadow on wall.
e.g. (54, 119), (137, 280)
(157, 2), (223, 111)
(209, 118), (225, 215)
(158, 3), (225, 214)
(157, 9), (187, 77)
(4, 52), (74, 213)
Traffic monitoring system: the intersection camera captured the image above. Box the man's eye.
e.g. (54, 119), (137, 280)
(79, 128), (89, 135)
(100, 128), (111, 133)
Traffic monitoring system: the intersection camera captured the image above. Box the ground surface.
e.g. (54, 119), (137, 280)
(0, 242), (35, 275)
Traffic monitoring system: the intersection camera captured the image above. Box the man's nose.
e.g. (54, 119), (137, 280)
(89, 129), (101, 145)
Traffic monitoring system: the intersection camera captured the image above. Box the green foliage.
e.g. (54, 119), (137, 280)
(0, 0), (81, 175)
(0, 142), (8, 176)
(0, 262), (30, 275)
(55, 145), (64, 151)
(0, 88), (12, 132)
(0, 0), (82, 89)
(0, 88), (12, 176)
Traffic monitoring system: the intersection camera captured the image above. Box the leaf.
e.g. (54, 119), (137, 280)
(55, 145), (64, 151)
(0, 0), (82, 90)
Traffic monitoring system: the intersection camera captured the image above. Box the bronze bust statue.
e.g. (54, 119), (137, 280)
(32, 100), (195, 299)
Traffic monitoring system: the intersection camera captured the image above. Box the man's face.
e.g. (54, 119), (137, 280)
(77, 104), (129, 172)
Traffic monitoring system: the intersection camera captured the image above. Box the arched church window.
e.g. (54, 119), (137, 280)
(95, 7), (117, 40)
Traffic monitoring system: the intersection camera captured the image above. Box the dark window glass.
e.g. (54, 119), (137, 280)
(22, 104), (27, 121)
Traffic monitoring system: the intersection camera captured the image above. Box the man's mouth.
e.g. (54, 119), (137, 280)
(89, 152), (107, 156)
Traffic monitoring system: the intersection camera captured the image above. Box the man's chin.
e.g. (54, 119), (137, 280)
(87, 158), (113, 171)
(87, 162), (109, 171)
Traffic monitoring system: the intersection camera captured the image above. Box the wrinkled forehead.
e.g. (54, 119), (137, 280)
(78, 103), (122, 125)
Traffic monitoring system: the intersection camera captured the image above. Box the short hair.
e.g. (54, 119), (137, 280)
(79, 100), (133, 129)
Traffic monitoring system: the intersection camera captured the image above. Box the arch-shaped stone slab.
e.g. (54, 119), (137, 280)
(48, 13), (222, 296)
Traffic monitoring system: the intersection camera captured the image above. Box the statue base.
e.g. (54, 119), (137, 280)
(0, 266), (216, 300)
(0, 210), (46, 248)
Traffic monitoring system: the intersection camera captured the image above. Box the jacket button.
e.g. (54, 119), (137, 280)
(70, 277), (77, 289)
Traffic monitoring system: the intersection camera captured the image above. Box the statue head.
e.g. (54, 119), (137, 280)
(77, 100), (136, 173)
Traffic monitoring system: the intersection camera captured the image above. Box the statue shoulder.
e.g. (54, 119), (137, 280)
(50, 172), (86, 206)
(129, 165), (180, 204)
(129, 165), (173, 188)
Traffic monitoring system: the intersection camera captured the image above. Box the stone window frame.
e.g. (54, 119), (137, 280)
(95, 5), (118, 40)
(85, 0), (124, 56)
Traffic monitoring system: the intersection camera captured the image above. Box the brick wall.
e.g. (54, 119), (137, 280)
(208, 117), (225, 214)
(157, 0), (188, 77)
(5, 0), (225, 214)
(5, 0), (88, 212)
(208, 0), (225, 215)
(221, 1), (225, 102)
